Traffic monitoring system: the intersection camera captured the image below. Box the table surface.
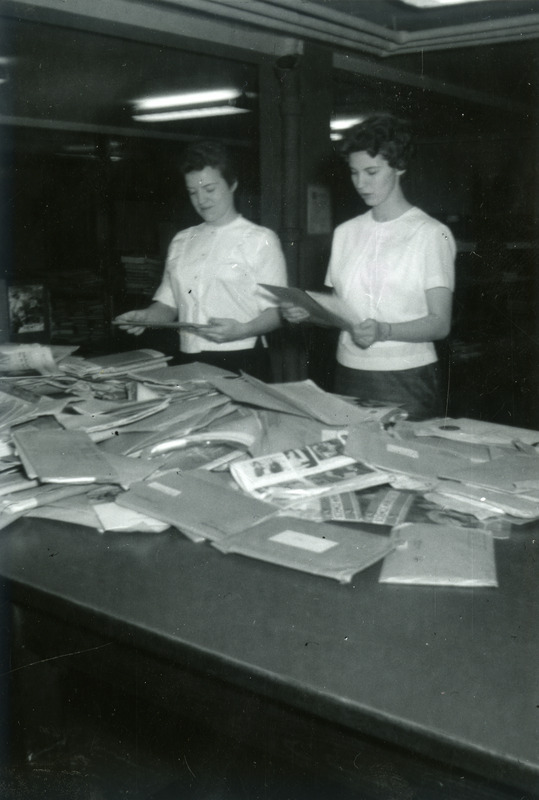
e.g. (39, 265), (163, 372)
(0, 516), (537, 793)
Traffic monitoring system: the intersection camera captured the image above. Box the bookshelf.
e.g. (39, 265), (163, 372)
(9, 134), (185, 357)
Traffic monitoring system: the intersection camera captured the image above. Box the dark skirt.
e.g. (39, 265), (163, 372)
(333, 362), (444, 421)
(174, 338), (272, 382)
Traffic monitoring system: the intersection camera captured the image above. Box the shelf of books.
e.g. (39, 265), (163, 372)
(121, 255), (163, 297)
(48, 271), (109, 348)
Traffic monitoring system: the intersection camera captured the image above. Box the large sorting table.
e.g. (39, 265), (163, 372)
(0, 512), (537, 798)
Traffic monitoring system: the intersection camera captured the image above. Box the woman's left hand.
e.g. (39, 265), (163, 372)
(350, 318), (379, 349)
(200, 317), (245, 343)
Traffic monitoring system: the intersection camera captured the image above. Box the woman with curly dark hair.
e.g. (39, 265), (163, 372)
(284, 113), (455, 419)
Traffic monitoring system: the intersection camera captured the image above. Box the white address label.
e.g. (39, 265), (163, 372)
(270, 530), (337, 553)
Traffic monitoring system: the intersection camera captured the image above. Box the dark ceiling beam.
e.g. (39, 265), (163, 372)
(0, 114), (254, 148)
(333, 53), (533, 116)
(0, 0), (300, 60)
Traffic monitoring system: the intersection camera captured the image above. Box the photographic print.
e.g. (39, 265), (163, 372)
(8, 283), (49, 340)
(1, 2), (537, 800)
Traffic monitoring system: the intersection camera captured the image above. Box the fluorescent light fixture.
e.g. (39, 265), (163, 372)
(133, 106), (250, 123)
(330, 132), (343, 142)
(134, 88), (241, 112)
(0, 56), (11, 85)
(330, 116), (364, 131)
(399, 0), (489, 7)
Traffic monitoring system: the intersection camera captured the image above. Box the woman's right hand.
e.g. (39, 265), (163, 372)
(114, 302), (177, 335)
(280, 303), (311, 324)
(113, 310), (153, 336)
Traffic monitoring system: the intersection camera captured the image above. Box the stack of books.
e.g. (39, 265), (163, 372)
(121, 255), (163, 296)
(59, 349), (171, 380)
(48, 271), (108, 346)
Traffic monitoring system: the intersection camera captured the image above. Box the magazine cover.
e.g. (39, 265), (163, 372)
(8, 284), (49, 341)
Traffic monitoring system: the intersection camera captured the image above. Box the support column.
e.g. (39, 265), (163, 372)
(531, 82), (539, 430)
(275, 54), (302, 289)
(271, 54), (306, 381)
(0, 126), (13, 342)
(270, 44), (333, 383)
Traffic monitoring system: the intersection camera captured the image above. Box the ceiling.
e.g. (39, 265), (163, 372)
(305, 0), (539, 42)
(0, 15), (260, 151)
(0, 0), (537, 154)
(148, 0), (539, 55)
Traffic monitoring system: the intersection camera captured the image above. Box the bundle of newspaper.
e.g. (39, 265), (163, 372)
(59, 349), (171, 381)
(0, 343), (77, 376)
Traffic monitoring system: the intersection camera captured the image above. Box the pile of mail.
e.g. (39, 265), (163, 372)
(0, 342), (537, 586)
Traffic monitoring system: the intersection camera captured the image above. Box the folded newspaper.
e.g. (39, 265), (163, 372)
(230, 433), (390, 503)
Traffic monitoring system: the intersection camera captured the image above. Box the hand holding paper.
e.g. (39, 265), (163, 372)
(113, 314), (209, 333)
(259, 285), (362, 331)
(114, 309), (160, 336)
(280, 303), (311, 325)
(113, 300), (210, 335)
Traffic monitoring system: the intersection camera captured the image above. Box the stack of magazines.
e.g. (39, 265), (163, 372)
(230, 433), (391, 505)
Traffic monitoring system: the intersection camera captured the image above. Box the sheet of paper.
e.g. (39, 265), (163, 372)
(258, 285), (361, 330)
(212, 373), (374, 427)
(112, 320), (210, 330)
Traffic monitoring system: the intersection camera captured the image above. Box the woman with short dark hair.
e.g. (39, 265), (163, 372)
(283, 113), (455, 419)
(116, 140), (287, 380)
(179, 139), (238, 186)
